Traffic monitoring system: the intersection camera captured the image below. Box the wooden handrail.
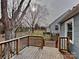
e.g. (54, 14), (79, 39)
(28, 36), (44, 49)
(56, 37), (75, 59)
(0, 35), (44, 59)
(0, 35), (28, 44)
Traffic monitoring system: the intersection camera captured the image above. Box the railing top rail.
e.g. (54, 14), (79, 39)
(0, 35), (28, 44)
(0, 35), (44, 45)
(28, 36), (44, 39)
(59, 37), (69, 39)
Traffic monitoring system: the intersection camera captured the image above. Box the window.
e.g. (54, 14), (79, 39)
(65, 18), (74, 44)
(55, 25), (59, 30)
(67, 23), (72, 40)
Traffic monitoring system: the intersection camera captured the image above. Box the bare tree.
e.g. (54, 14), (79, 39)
(22, 3), (49, 32)
(0, 0), (31, 40)
(0, 0), (31, 58)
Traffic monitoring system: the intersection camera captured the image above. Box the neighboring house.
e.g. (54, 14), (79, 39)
(48, 10), (71, 34)
(59, 4), (79, 59)
(46, 26), (51, 32)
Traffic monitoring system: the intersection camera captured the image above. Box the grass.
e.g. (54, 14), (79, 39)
(0, 29), (52, 42)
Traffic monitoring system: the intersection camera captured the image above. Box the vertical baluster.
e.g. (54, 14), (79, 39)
(0, 44), (2, 59)
(58, 37), (59, 49)
(61, 38), (63, 49)
(41, 38), (44, 49)
(10, 41), (13, 58)
(62, 38), (64, 49)
(8, 42), (10, 59)
(4, 43), (6, 59)
(13, 41), (16, 54)
(10, 41), (14, 58)
(65, 38), (67, 50)
(62, 38), (64, 50)
(18, 39), (21, 51)
(16, 39), (19, 55)
(56, 39), (58, 48)
(42, 39), (44, 49)
(60, 38), (61, 50)
(63, 38), (65, 50)
(4, 43), (9, 59)
(40, 39), (42, 49)
(64, 38), (65, 49)
(56, 34), (59, 48)
(25, 37), (27, 47)
(64, 38), (65, 50)
(27, 36), (29, 47)
(59, 37), (61, 50)
(63, 38), (64, 50)
(67, 38), (69, 51)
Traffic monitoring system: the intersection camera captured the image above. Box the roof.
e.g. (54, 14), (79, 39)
(59, 4), (79, 24)
(49, 10), (71, 27)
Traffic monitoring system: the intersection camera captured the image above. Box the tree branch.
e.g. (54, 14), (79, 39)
(31, 6), (40, 27)
(12, 0), (25, 20)
(24, 15), (32, 27)
(13, 0), (31, 31)
(24, 19), (32, 27)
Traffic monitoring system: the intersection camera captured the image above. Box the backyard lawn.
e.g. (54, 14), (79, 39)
(0, 29), (52, 42)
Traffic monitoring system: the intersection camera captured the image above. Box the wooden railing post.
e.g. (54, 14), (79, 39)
(27, 36), (29, 47)
(0, 44), (2, 59)
(56, 33), (59, 48)
(41, 39), (44, 49)
(40, 41), (43, 49)
(67, 37), (70, 52)
(16, 39), (19, 55)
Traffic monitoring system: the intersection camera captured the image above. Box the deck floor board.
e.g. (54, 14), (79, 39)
(11, 46), (64, 59)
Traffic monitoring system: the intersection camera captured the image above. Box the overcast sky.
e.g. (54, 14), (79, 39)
(0, 0), (79, 27)
(35, 0), (79, 26)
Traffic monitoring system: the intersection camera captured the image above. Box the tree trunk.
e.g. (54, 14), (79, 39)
(5, 30), (16, 40)
(32, 27), (34, 33)
(3, 29), (16, 59)
(1, 0), (16, 58)
(1, 0), (15, 40)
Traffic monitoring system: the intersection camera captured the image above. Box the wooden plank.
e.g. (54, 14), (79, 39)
(62, 52), (75, 59)
(11, 46), (64, 59)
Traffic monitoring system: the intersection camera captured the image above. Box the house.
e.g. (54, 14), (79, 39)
(48, 10), (71, 34)
(59, 4), (79, 59)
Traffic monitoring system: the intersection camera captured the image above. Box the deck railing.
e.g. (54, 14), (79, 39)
(57, 37), (70, 52)
(0, 36), (44, 59)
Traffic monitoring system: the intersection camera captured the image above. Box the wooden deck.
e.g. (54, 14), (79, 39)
(11, 46), (64, 59)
